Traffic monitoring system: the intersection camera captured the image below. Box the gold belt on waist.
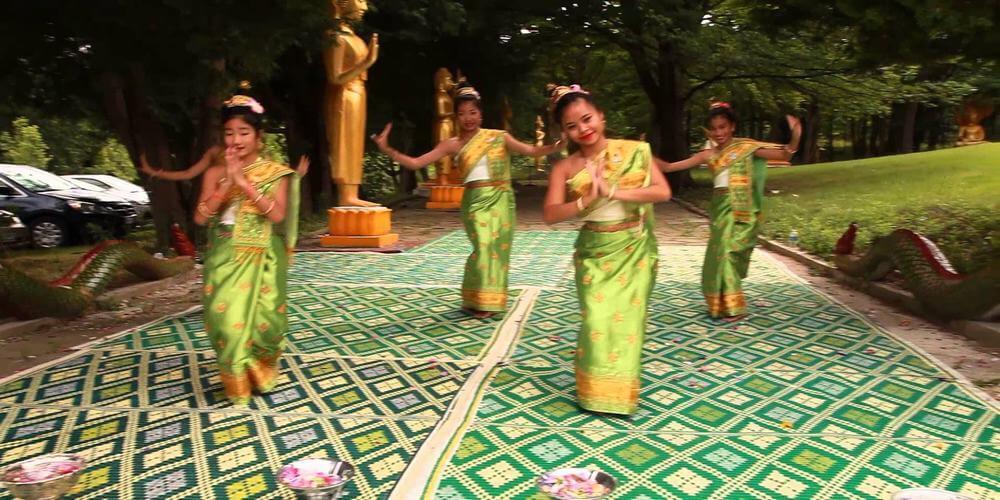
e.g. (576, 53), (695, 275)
(583, 217), (643, 232)
(465, 180), (508, 189)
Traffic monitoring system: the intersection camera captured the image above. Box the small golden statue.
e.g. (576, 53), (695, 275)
(324, 0), (379, 206)
(956, 99), (993, 146)
(432, 68), (458, 185)
(534, 115), (546, 171)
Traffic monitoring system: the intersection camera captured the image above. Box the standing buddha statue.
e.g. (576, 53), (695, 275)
(324, 0), (379, 206)
(432, 68), (457, 185)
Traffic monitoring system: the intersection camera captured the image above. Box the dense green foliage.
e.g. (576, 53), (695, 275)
(90, 138), (137, 181)
(0, 117), (51, 167)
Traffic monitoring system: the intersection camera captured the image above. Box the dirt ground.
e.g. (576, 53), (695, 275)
(2, 183), (996, 400)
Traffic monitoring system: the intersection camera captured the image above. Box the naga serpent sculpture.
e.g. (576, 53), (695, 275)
(0, 240), (194, 320)
(833, 223), (1000, 321)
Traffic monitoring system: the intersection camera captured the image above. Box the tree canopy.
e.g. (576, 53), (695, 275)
(0, 0), (992, 246)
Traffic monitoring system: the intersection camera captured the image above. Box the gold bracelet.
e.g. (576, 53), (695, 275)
(607, 185), (618, 199)
(252, 192), (263, 204)
(575, 197), (584, 211)
(262, 199), (276, 215)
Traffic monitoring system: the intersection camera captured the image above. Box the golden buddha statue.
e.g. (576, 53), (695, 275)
(956, 99), (993, 146)
(432, 67), (457, 185)
(324, 0), (379, 206)
(534, 115), (546, 171)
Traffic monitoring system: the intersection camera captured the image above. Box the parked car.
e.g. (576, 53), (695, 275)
(62, 176), (152, 223)
(63, 174), (152, 221)
(0, 209), (30, 248)
(0, 164), (139, 248)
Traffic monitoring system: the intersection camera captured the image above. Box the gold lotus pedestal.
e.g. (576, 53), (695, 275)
(425, 185), (464, 210)
(320, 206), (399, 248)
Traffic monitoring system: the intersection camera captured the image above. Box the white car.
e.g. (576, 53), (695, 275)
(63, 174), (151, 221)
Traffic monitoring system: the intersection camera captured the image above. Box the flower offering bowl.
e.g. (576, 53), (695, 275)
(1, 453), (86, 500)
(538, 468), (616, 499)
(278, 458), (354, 500)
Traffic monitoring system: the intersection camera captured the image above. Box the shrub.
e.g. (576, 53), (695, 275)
(361, 151), (399, 202)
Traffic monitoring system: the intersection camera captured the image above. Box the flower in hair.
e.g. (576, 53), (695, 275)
(224, 95), (265, 114)
(548, 84), (590, 110)
(456, 86), (481, 100)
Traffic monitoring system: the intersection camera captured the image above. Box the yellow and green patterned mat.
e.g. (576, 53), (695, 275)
(0, 231), (996, 499)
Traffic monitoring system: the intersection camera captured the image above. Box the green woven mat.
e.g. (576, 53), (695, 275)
(515, 284), (945, 377)
(290, 253), (571, 288)
(95, 284), (519, 362)
(0, 351), (473, 418)
(657, 245), (798, 285)
(409, 230), (578, 256)
(431, 246), (1000, 499)
(0, 406), (431, 499)
(0, 251), (518, 497)
(435, 424), (999, 499)
(0, 232), (996, 499)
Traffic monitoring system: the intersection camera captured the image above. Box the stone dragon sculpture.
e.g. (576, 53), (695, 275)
(832, 223), (1000, 321)
(0, 241), (194, 320)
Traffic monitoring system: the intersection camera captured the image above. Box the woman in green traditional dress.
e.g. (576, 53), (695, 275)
(657, 102), (801, 320)
(194, 95), (302, 405)
(543, 85), (672, 415)
(371, 82), (564, 317)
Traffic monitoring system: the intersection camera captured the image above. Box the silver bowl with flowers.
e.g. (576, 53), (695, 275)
(538, 468), (616, 499)
(1, 453), (86, 500)
(277, 458), (354, 499)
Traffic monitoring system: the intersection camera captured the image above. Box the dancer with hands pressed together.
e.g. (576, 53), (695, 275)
(543, 84), (671, 415)
(195, 95), (301, 405)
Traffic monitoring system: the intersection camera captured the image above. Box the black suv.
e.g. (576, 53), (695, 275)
(0, 164), (139, 248)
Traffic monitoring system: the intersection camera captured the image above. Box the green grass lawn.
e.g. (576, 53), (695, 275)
(681, 143), (1000, 273)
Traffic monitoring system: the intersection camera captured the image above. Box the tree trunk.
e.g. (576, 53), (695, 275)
(276, 48), (332, 214)
(799, 100), (821, 164)
(826, 116), (835, 162)
(96, 66), (186, 251)
(897, 102), (920, 153)
(851, 119), (868, 159)
(878, 116), (891, 156)
(868, 116), (879, 156)
(651, 42), (692, 189)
